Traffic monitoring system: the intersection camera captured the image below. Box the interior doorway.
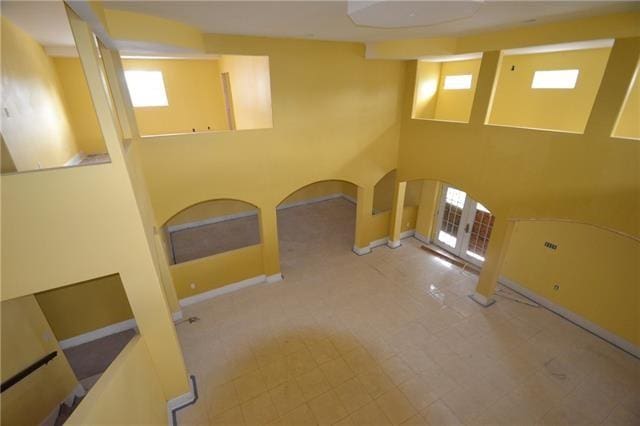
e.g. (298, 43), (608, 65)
(434, 184), (495, 266)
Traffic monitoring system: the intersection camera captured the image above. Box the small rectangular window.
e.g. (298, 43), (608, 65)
(124, 70), (168, 107)
(443, 74), (472, 90)
(531, 69), (579, 89)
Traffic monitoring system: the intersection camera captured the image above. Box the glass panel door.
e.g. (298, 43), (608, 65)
(434, 185), (495, 266)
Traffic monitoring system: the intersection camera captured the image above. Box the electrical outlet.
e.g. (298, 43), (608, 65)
(544, 241), (558, 250)
(553, 284), (560, 291)
(190, 283), (196, 289)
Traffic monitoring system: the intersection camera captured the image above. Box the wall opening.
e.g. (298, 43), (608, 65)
(33, 273), (136, 394)
(276, 180), (358, 268)
(0, 6), (109, 174)
(119, 54), (272, 136)
(412, 54), (482, 123)
(486, 40), (613, 133)
(612, 61), (640, 140)
(164, 199), (260, 264)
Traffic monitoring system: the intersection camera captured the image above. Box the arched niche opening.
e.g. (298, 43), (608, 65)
(163, 198), (260, 264)
(275, 180), (358, 269)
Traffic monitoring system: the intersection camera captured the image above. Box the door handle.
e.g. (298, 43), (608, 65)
(464, 223), (470, 233)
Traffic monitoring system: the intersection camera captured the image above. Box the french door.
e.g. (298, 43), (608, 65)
(434, 185), (495, 266)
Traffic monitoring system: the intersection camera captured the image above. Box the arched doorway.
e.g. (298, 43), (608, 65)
(275, 180), (359, 272)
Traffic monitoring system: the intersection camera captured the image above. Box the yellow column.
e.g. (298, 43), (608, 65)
(414, 181), (440, 243)
(67, 7), (190, 399)
(259, 206), (282, 282)
(471, 217), (514, 306)
(387, 181), (407, 248)
(353, 186), (374, 255)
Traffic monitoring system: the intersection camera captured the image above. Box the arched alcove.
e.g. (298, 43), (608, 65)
(275, 180), (359, 271)
(163, 198), (260, 264)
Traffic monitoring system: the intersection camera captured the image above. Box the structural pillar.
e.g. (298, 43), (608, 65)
(353, 186), (374, 255)
(387, 181), (407, 248)
(471, 217), (514, 307)
(259, 206), (282, 282)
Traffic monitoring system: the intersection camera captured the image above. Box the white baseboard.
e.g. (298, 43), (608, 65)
(352, 245), (372, 256)
(64, 152), (85, 167)
(469, 292), (496, 307)
(342, 194), (357, 205)
(387, 240), (401, 249)
(179, 275), (267, 307)
(168, 210), (258, 233)
(369, 237), (388, 249)
(40, 383), (86, 426)
(59, 319), (137, 349)
(168, 374), (197, 426)
(413, 232), (431, 244)
(399, 230), (415, 239)
(168, 193), (356, 234)
(266, 273), (283, 283)
(498, 276), (640, 358)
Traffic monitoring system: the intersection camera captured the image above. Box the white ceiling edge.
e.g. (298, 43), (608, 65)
(120, 52), (221, 60)
(45, 46), (79, 58)
(419, 52), (483, 63)
(503, 38), (615, 56)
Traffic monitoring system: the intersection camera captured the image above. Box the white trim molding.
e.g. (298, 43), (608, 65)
(266, 273), (283, 283)
(387, 240), (401, 249)
(469, 292), (496, 307)
(172, 311), (184, 321)
(499, 276), (640, 359)
(352, 245), (372, 256)
(167, 374), (197, 426)
(168, 193), (357, 234)
(179, 275), (267, 307)
(413, 232), (431, 244)
(64, 152), (86, 167)
(59, 318), (137, 349)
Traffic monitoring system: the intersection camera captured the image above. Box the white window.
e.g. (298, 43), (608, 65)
(531, 69), (579, 89)
(443, 74), (473, 90)
(124, 70), (168, 107)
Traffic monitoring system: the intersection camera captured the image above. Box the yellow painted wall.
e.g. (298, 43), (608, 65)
(280, 180), (356, 205)
(1, 295), (79, 425)
(1, 18), (80, 171)
(412, 59), (481, 122)
(399, 36), (640, 348)
(502, 221), (639, 345)
(66, 336), (168, 425)
(167, 199), (256, 228)
(415, 180), (441, 239)
(36, 274), (133, 341)
(368, 206), (418, 242)
(53, 57), (106, 154)
(219, 54), (273, 130)
(412, 61), (441, 119)
(123, 58), (229, 135)
(374, 170), (423, 213)
(434, 59), (481, 122)
(488, 48), (611, 132)
(613, 63), (640, 139)
(170, 244), (264, 299)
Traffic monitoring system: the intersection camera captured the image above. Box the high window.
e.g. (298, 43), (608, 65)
(124, 70), (169, 107)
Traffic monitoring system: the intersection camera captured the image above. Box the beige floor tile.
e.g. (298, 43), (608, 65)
(420, 401), (462, 426)
(308, 391), (348, 426)
(234, 370), (268, 403)
(297, 368), (332, 401)
(400, 413), (429, 426)
(357, 367), (395, 399)
(241, 393), (279, 425)
(349, 401), (392, 425)
(174, 198), (640, 426)
(207, 381), (241, 418)
(210, 406), (246, 426)
(280, 403), (318, 426)
(334, 377), (373, 413)
(269, 381), (307, 417)
(320, 357), (355, 388)
(375, 389), (417, 425)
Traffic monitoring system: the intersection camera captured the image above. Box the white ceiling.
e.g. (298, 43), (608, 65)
(108, 1), (639, 42)
(1, 0), (638, 48)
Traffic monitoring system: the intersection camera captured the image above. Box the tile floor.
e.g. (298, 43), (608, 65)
(175, 199), (640, 425)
